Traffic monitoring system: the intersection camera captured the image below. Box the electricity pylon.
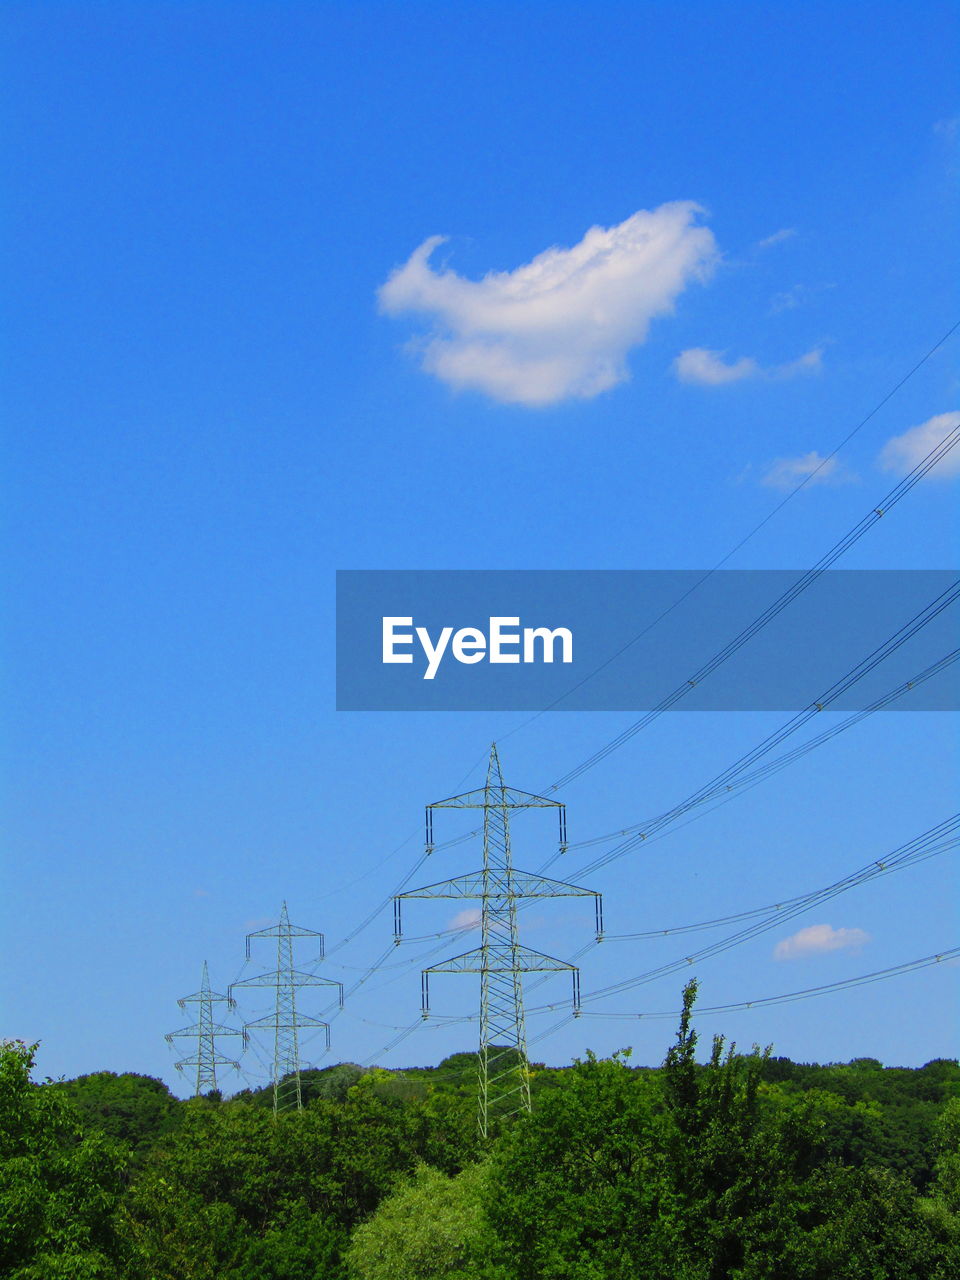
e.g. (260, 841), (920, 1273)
(395, 744), (602, 1138)
(166, 961), (244, 1097)
(229, 902), (343, 1114)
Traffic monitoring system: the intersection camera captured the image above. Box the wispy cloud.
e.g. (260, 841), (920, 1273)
(769, 282), (836, 315)
(877, 411), (960, 480)
(756, 227), (796, 250)
(674, 345), (822, 386)
(447, 908), (482, 933)
(674, 347), (759, 385)
(774, 923), (870, 961)
(377, 203), (718, 406)
(760, 451), (855, 490)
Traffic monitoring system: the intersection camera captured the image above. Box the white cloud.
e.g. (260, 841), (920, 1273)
(377, 203), (718, 406)
(760, 451), (854, 490)
(877, 411), (960, 480)
(756, 227), (796, 250)
(674, 347), (760, 385)
(778, 347), (823, 377)
(774, 923), (870, 961)
(674, 345), (822, 386)
(447, 908), (482, 933)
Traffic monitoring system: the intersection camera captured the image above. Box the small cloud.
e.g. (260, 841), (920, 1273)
(760, 451), (855, 490)
(934, 117), (958, 141)
(756, 227), (796, 250)
(447, 909), (482, 933)
(193, 888), (211, 898)
(674, 347), (760, 385)
(776, 347), (824, 378)
(877, 411), (960, 480)
(774, 923), (870, 961)
(674, 345), (822, 387)
(377, 203), (718, 406)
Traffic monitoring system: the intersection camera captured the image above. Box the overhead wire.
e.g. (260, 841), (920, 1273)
(271, 335), (960, 1073)
(601, 814), (959, 942)
(540, 416), (960, 796)
(498, 320), (960, 749)
(540, 584), (959, 880)
(566, 648), (958, 855)
(526, 815), (960, 1013)
(576, 947), (960, 1021)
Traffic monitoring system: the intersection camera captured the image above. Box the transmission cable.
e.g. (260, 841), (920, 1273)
(540, 416), (960, 796)
(577, 946), (960, 1021)
(527, 815), (960, 1012)
(538, 582), (958, 880)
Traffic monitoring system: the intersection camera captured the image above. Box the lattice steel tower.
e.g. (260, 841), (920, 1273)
(229, 902), (343, 1114)
(166, 961), (244, 1097)
(395, 744), (602, 1138)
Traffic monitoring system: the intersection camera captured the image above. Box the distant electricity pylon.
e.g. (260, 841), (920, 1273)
(166, 961), (244, 1097)
(229, 902), (343, 1114)
(395, 744), (602, 1138)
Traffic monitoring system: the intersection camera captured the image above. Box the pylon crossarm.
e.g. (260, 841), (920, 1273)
(246, 924), (324, 941)
(246, 1020), (331, 1053)
(230, 968), (343, 992)
(174, 1052), (242, 1071)
(177, 987), (232, 1006)
(425, 944), (578, 974)
(167, 1021), (244, 1040)
(428, 786), (564, 810)
(397, 872), (488, 899)
(398, 869), (599, 900)
(491, 870), (599, 898)
(244, 1013), (331, 1030)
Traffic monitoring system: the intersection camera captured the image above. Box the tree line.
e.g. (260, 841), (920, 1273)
(3, 982), (959, 1278)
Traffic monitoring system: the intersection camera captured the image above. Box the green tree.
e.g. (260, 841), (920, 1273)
(0, 1040), (127, 1279)
(120, 1082), (452, 1279)
(54, 1071), (180, 1158)
(345, 1161), (496, 1280)
(483, 1049), (679, 1279)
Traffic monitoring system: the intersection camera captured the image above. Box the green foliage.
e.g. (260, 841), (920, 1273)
(789, 1164), (950, 1280)
(0, 1041), (128, 1279)
(119, 1083), (455, 1279)
(53, 1071), (180, 1158)
(479, 983), (955, 1280)
(484, 1049), (679, 1278)
(345, 1161), (495, 1280)
(758, 1053), (960, 1188)
(6, 1012), (957, 1279)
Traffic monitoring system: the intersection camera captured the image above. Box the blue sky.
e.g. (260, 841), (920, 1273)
(2, 2), (958, 1092)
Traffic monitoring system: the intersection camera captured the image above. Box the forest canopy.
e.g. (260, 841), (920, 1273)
(2, 986), (959, 1280)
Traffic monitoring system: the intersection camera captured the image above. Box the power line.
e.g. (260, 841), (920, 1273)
(496, 323), (959, 749)
(548, 585), (958, 880)
(577, 947), (960, 1021)
(568, 649), (958, 856)
(602, 815), (959, 942)
(527, 815), (960, 1013)
(542, 417), (960, 795)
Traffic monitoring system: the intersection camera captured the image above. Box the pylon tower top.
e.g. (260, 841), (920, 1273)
(230, 902), (343, 1114)
(166, 960), (244, 1097)
(396, 744), (601, 1138)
